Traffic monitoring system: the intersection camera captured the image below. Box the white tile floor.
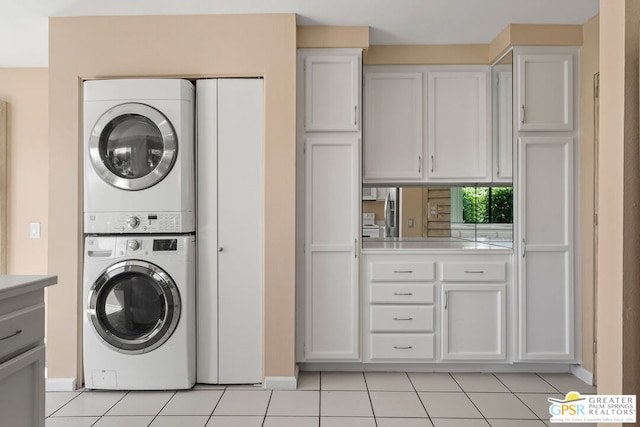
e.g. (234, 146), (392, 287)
(46, 372), (597, 427)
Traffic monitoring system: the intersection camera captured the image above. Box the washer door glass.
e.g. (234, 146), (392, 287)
(88, 260), (181, 354)
(89, 103), (177, 191)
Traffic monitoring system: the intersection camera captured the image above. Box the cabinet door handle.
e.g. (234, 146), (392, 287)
(0, 329), (22, 341)
(522, 238), (526, 258)
(393, 345), (413, 350)
(354, 105), (358, 125)
(445, 290), (448, 310)
(393, 317), (413, 321)
(393, 292), (413, 296)
(418, 156), (422, 173)
(431, 155), (434, 173)
(464, 270), (485, 274)
(355, 238), (358, 258)
(521, 104), (526, 125)
(393, 270), (413, 274)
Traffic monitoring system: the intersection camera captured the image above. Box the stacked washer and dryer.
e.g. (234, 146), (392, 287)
(82, 79), (196, 390)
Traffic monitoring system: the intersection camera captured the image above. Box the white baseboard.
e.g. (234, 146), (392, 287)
(263, 366), (299, 390)
(46, 378), (77, 391)
(571, 365), (594, 386)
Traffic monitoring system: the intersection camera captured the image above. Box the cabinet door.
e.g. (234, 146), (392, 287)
(0, 345), (45, 427)
(427, 70), (490, 181)
(517, 136), (574, 361)
(441, 284), (506, 360)
(516, 53), (573, 131)
(493, 68), (513, 181)
(305, 137), (359, 360)
(305, 55), (360, 132)
(363, 72), (423, 181)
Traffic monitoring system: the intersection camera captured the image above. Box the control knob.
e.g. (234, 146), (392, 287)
(126, 215), (140, 229)
(127, 240), (141, 251)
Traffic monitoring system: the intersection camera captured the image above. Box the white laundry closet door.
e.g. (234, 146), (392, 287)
(217, 79), (264, 384)
(196, 79), (263, 384)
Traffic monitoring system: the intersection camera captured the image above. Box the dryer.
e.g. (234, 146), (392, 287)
(83, 79), (195, 234)
(83, 235), (195, 390)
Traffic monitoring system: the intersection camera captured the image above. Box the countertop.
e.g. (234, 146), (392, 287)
(0, 275), (58, 300)
(362, 237), (513, 253)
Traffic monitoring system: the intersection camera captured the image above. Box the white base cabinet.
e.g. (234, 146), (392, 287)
(362, 253), (511, 364)
(441, 284), (506, 361)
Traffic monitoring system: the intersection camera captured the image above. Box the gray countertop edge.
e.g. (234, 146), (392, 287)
(0, 275), (58, 300)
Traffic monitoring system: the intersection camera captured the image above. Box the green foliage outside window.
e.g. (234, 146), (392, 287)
(462, 187), (512, 224)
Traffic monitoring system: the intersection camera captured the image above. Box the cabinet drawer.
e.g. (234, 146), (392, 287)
(370, 284), (434, 304)
(371, 262), (434, 282)
(0, 305), (44, 362)
(370, 333), (435, 361)
(370, 306), (434, 332)
(441, 262), (506, 282)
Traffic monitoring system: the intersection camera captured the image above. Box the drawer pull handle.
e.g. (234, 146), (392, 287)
(393, 292), (413, 296)
(393, 317), (413, 321)
(393, 270), (413, 274)
(0, 329), (22, 341)
(464, 270), (485, 274)
(393, 345), (413, 350)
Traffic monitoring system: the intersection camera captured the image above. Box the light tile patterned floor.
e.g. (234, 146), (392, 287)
(46, 372), (597, 427)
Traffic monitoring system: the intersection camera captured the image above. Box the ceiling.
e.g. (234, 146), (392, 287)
(0, 0), (599, 67)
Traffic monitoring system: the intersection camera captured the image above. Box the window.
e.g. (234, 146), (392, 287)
(452, 186), (513, 224)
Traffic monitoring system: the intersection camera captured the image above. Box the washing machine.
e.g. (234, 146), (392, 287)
(83, 79), (195, 234)
(83, 235), (195, 390)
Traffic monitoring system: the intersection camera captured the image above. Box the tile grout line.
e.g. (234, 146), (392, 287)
(362, 372), (379, 427)
(535, 373), (563, 394)
(204, 385), (228, 426)
(492, 373), (545, 424)
(449, 373), (491, 426)
(318, 372), (322, 425)
(46, 389), (85, 418)
(405, 371), (435, 427)
(260, 389), (274, 427)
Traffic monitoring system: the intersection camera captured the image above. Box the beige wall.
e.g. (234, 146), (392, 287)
(597, 0), (640, 402)
(579, 14), (599, 380)
(47, 14), (296, 382)
(297, 26), (369, 48)
(0, 68), (49, 275)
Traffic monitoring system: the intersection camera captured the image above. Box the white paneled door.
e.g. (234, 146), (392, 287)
(197, 79), (263, 384)
(304, 137), (360, 360)
(517, 136), (574, 361)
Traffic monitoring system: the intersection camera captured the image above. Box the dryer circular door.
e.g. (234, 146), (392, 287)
(88, 103), (177, 191)
(87, 260), (181, 354)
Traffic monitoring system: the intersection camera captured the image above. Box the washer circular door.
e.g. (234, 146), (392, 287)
(88, 103), (177, 191)
(87, 260), (181, 354)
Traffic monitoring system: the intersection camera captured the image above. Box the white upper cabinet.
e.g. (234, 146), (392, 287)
(427, 69), (491, 182)
(516, 53), (573, 131)
(304, 53), (361, 132)
(363, 71), (423, 181)
(493, 65), (513, 182)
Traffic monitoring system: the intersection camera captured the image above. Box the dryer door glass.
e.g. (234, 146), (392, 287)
(88, 260), (181, 354)
(88, 103), (178, 191)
